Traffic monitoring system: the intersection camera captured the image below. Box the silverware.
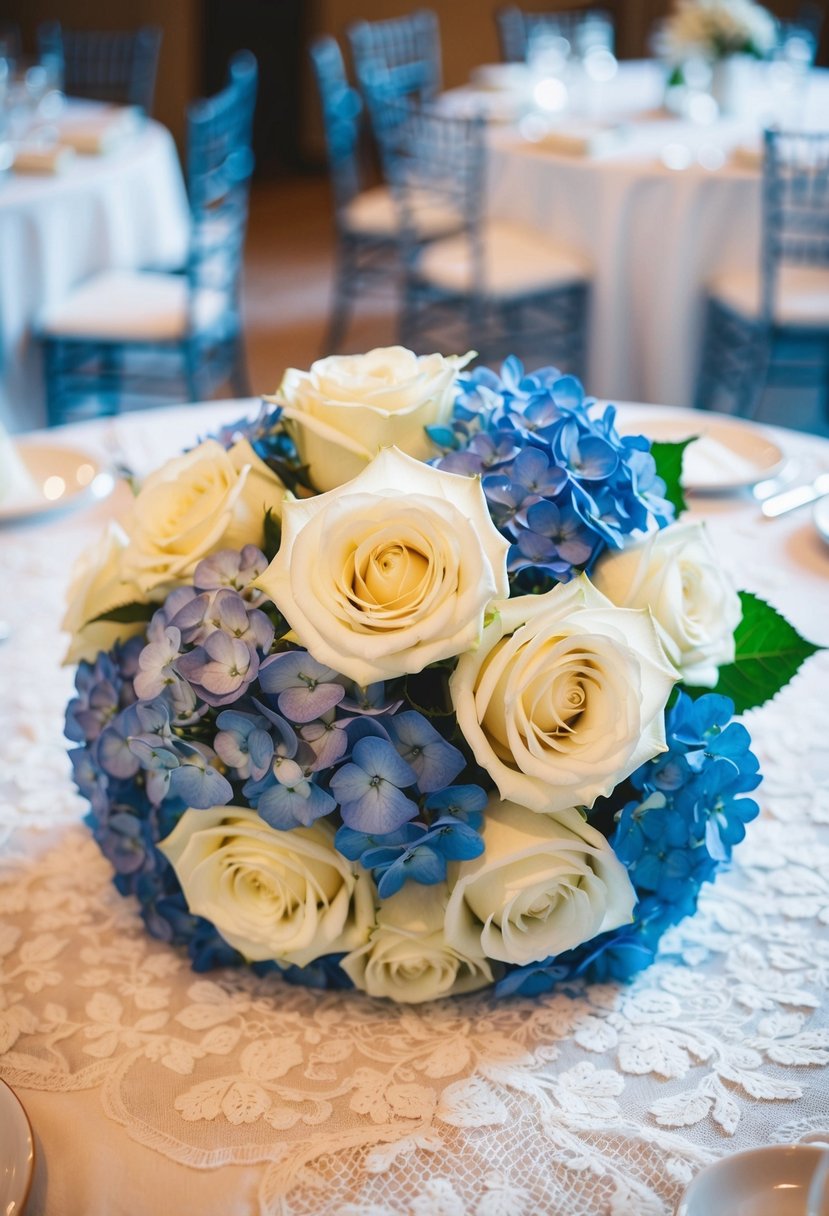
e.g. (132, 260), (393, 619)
(761, 472), (829, 519)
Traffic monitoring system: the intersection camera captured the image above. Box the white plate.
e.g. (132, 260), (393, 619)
(619, 410), (785, 493)
(814, 497), (829, 546)
(678, 1144), (829, 1215)
(0, 1077), (34, 1215)
(0, 440), (113, 524)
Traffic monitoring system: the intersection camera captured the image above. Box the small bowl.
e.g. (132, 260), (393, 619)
(678, 1144), (829, 1216)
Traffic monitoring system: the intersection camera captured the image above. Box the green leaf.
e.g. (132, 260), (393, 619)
(708, 591), (823, 713)
(650, 438), (696, 518)
(263, 508), (281, 562)
(90, 601), (154, 625)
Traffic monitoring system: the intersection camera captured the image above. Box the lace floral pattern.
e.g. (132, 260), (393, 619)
(1, 407), (828, 1215)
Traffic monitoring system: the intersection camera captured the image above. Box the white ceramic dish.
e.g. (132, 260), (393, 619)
(0, 440), (113, 524)
(619, 410), (785, 493)
(678, 1144), (829, 1216)
(814, 496), (829, 547)
(0, 1077), (34, 1215)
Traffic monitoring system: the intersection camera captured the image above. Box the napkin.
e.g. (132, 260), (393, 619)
(12, 143), (76, 174)
(534, 121), (626, 158)
(731, 141), (762, 170)
(0, 428), (40, 508)
(58, 105), (142, 155)
(682, 435), (759, 488)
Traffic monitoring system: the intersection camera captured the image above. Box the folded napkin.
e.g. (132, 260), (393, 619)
(12, 143), (76, 174)
(437, 87), (527, 123)
(534, 121), (626, 158)
(0, 428), (40, 508)
(470, 63), (533, 92)
(58, 105), (142, 155)
(731, 141), (762, 170)
(682, 435), (759, 488)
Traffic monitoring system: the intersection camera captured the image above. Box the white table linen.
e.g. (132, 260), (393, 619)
(0, 111), (189, 434)
(0, 401), (828, 1216)
(469, 61), (829, 407)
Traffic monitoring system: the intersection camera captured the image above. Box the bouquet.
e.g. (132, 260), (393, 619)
(64, 348), (819, 1004)
(660, 0), (777, 63)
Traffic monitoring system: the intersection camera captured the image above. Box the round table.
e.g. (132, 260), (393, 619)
(0, 112), (190, 434)
(0, 402), (828, 1215)
(465, 61), (829, 408)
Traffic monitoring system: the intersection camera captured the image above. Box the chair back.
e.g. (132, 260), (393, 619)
(36, 21), (162, 113)
(185, 51), (258, 330)
(348, 9), (441, 117)
(761, 128), (829, 320)
(0, 22), (21, 65)
(379, 101), (486, 285)
(310, 36), (364, 214)
(496, 6), (614, 61)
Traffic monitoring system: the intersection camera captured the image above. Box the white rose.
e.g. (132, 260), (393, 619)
(119, 438), (286, 597)
(159, 806), (375, 968)
(450, 576), (677, 815)
(61, 523), (144, 663)
(256, 447), (510, 687)
(444, 799), (636, 965)
(273, 346), (473, 492)
(341, 882), (494, 1003)
(591, 521), (741, 687)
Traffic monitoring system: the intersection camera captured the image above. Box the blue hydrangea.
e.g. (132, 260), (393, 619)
(433, 357), (673, 586)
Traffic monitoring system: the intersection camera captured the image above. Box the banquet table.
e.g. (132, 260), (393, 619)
(1, 400), (828, 1216)
(0, 107), (190, 435)
(450, 60), (829, 409)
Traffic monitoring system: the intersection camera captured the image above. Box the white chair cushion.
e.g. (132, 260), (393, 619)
(342, 185), (461, 240)
(708, 264), (829, 326)
(41, 270), (228, 342)
(415, 220), (589, 298)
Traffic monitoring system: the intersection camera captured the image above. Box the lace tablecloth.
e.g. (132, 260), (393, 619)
(1, 404), (828, 1216)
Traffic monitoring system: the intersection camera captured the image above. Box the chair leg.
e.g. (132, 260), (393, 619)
(733, 332), (770, 419)
(694, 301), (718, 411)
(323, 242), (355, 355)
(101, 345), (122, 415)
(44, 339), (67, 427)
(184, 344), (202, 404)
(229, 334), (251, 398)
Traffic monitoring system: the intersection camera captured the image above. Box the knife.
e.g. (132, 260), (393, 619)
(761, 472), (829, 518)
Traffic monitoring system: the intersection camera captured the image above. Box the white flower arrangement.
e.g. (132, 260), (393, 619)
(661, 0), (777, 62)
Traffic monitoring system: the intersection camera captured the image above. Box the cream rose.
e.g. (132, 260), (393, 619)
(119, 438), (286, 597)
(159, 806), (375, 968)
(591, 521), (741, 687)
(61, 524), (144, 664)
(273, 346), (473, 492)
(450, 576), (677, 815)
(256, 447), (510, 687)
(444, 799), (636, 965)
(341, 882), (494, 1003)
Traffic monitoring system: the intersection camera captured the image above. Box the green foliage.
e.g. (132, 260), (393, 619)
(263, 508), (281, 562)
(90, 601), (154, 625)
(708, 591), (823, 713)
(650, 438), (696, 518)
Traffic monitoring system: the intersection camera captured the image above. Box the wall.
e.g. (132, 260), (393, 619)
(3, 0), (199, 149)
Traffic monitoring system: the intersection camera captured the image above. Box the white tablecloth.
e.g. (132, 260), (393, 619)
(0, 402), (828, 1216)
(477, 61), (829, 407)
(0, 112), (190, 434)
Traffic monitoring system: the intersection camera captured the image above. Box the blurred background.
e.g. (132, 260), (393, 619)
(2, 0), (828, 427)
